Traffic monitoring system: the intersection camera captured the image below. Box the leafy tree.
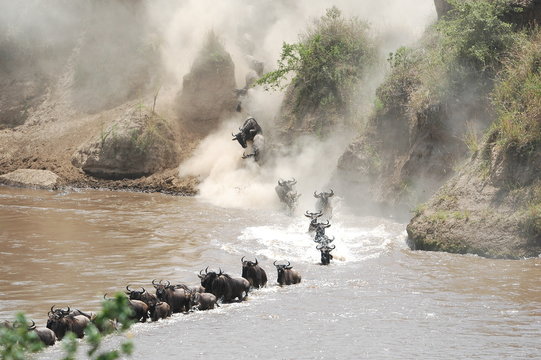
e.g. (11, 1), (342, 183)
(257, 6), (376, 112)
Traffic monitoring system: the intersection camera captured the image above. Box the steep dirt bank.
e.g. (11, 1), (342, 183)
(407, 139), (541, 259)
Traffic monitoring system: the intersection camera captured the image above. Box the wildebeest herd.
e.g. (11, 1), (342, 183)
(2, 120), (338, 348)
(1, 257), (305, 347)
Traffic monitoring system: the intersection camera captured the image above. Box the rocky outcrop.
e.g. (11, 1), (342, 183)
(0, 169), (60, 189)
(176, 32), (237, 137)
(407, 140), (541, 259)
(72, 107), (179, 179)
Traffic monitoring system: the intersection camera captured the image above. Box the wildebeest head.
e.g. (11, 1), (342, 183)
(305, 211), (323, 221)
(198, 267), (219, 291)
(126, 285), (146, 300)
(317, 244), (335, 265)
(232, 131), (247, 148)
(277, 178), (296, 192)
(241, 256), (258, 269)
(314, 189), (334, 200)
(152, 280), (171, 301)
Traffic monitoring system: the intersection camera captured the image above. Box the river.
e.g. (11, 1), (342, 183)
(0, 186), (540, 359)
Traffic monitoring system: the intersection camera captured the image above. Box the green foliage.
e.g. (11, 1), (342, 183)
(492, 30), (541, 149)
(437, 0), (520, 77)
(257, 6), (376, 111)
(0, 293), (134, 360)
(0, 313), (44, 360)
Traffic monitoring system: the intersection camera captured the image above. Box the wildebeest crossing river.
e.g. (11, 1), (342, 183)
(0, 186), (540, 359)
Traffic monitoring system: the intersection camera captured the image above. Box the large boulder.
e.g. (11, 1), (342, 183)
(72, 107), (179, 179)
(176, 32), (237, 136)
(407, 142), (541, 259)
(0, 169), (60, 189)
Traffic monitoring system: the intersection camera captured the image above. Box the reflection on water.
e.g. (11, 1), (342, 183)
(1, 186), (540, 359)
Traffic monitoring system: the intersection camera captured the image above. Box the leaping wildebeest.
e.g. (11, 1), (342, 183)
(241, 256), (267, 288)
(198, 267), (250, 302)
(273, 261), (302, 286)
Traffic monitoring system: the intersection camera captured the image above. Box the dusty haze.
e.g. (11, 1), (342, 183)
(0, 0), (436, 210)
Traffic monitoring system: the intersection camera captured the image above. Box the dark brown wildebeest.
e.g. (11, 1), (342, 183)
(317, 244), (335, 265)
(152, 280), (190, 313)
(189, 292), (219, 311)
(273, 261), (302, 286)
(28, 320), (56, 346)
(46, 308), (90, 340)
(103, 294), (148, 323)
(198, 267), (250, 303)
(125, 285), (159, 307)
(241, 256), (267, 288)
(148, 301), (171, 321)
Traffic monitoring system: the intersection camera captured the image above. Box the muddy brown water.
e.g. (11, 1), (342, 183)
(0, 186), (540, 359)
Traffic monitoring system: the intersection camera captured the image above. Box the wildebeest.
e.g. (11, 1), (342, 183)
(317, 244), (336, 265)
(46, 308), (90, 340)
(305, 211), (323, 233)
(275, 178), (301, 213)
(125, 285), (158, 307)
(198, 268), (250, 303)
(314, 234), (335, 247)
(314, 189), (334, 219)
(152, 280), (190, 313)
(148, 301), (171, 321)
(48, 305), (93, 320)
(103, 294), (148, 323)
(273, 261), (302, 286)
(28, 320), (56, 346)
(190, 292), (219, 311)
(232, 117), (262, 148)
(241, 256), (267, 288)
(313, 220), (331, 240)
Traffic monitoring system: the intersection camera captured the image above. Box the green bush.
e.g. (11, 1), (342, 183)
(257, 6), (376, 112)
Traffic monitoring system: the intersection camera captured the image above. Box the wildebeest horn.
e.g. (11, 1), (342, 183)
(314, 191), (320, 198)
(28, 320), (36, 330)
(254, 258), (258, 265)
(329, 236), (335, 242)
(126, 285), (132, 292)
(165, 280), (170, 287)
(152, 279), (159, 286)
(241, 256), (245, 263)
(291, 178), (296, 185)
(141, 287), (146, 294)
(218, 268), (223, 275)
(205, 266), (209, 274)
(273, 260), (278, 267)
(330, 244), (336, 250)
(304, 211), (311, 217)
(278, 179), (284, 186)
(329, 189), (334, 197)
(51, 305), (56, 314)
(316, 244), (323, 250)
(63, 307), (71, 315)
(286, 261), (290, 267)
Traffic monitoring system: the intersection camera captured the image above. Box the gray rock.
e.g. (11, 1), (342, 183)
(72, 107), (179, 179)
(0, 169), (60, 189)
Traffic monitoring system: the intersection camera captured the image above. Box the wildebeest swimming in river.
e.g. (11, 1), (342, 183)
(152, 279), (190, 313)
(198, 267), (250, 302)
(232, 117), (265, 162)
(305, 210), (323, 233)
(273, 261), (302, 286)
(46, 307), (91, 340)
(241, 256), (267, 288)
(317, 244), (335, 265)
